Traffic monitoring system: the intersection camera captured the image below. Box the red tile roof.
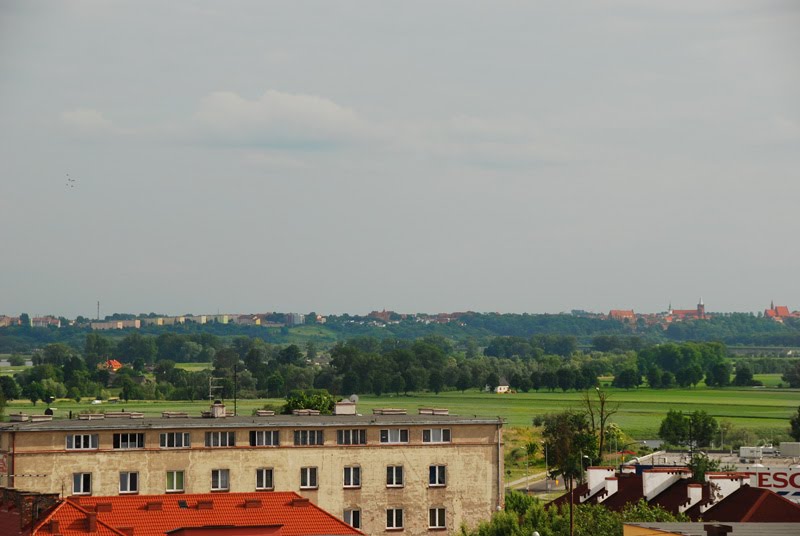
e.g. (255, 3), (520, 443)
(695, 486), (800, 523)
(32, 493), (363, 536)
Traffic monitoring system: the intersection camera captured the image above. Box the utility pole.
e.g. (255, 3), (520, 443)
(97, 301), (100, 320)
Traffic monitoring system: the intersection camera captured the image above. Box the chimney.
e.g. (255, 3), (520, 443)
(86, 512), (97, 532)
(597, 477), (618, 503)
(334, 401), (356, 415)
(680, 483), (703, 513)
(700, 473), (747, 512)
(703, 524), (733, 536)
(642, 468), (689, 500)
(211, 401), (226, 418)
(580, 467), (615, 503)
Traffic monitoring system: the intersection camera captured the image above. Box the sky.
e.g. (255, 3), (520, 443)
(1, 1), (799, 318)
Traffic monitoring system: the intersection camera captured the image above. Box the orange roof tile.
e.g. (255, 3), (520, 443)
(34, 493), (362, 536)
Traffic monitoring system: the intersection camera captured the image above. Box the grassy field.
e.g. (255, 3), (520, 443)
(5, 385), (796, 439)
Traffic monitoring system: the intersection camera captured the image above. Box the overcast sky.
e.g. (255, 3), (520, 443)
(1, 1), (799, 318)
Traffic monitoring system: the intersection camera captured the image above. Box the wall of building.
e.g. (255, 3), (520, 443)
(2, 420), (501, 535)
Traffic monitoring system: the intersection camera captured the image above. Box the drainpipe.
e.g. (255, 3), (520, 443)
(9, 432), (15, 489)
(496, 418), (503, 511)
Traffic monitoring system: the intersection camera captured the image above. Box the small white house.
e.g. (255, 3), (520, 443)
(495, 379), (510, 394)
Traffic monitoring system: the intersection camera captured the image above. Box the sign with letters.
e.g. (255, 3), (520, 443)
(745, 468), (800, 502)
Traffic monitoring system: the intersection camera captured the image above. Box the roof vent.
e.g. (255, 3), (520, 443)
(30, 414), (54, 422)
(96, 502), (113, 512)
(178, 500), (188, 509)
(197, 500), (214, 510)
(162, 411), (189, 418)
(418, 408), (449, 415)
(245, 499), (262, 509)
(78, 413), (106, 420)
(372, 408), (407, 415)
(146, 501), (162, 511)
(290, 498), (310, 507)
(105, 412), (144, 419)
(255, 410), (275, 417)
(9, 413), (29, 422)
(292, 409), (321, 416)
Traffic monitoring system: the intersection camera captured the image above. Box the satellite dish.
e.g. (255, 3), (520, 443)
(349, 394), (359, 403)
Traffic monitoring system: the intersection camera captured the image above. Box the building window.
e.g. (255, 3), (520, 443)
(386, 465), (404, 487)
(211, 469), (229, 491)
(205, 431), (236, 447)
(380, 429), (409, 444)
(293, 430), (324, 446)
(429, 465), (446, 487)
(160, 432), (191, 448)
(119, 472), (139, 494)
(250, 430), (280, 446)
(256, 468), (274, 490)
(386, 508), (404, 530)
(73, 473), (92, 495)
(66, 434), (98, 450)
(113, 433), (145, 449)
(166, 470), (185, 492)
(300, 467), (318, 489)
(343, 466), (361, 488)
(344, 509), (361, 529)
(422, 429), (451, 443)
(337, 429), (367, 445)
(429, 508), (446, 529)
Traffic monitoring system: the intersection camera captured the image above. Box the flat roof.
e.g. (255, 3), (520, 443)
(0, 413), (503, 432)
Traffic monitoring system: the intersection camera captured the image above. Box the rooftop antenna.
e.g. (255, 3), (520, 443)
(97, 301), (100, 320)
(208, 376), (222, 403)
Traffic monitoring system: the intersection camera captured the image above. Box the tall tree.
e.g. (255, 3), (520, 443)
(582, 388), (618, 459)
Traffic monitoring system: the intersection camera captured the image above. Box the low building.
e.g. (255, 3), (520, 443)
(0, 488), (363, 536)
(0, 405), (503, 535)
(91, 320), (141, 330)
(549, 466), (800, 522)
(31, 317), (60, 328)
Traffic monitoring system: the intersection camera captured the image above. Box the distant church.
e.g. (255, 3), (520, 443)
(667, 298), (707, 321)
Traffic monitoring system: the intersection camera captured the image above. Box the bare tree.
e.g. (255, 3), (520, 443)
(582, 387), (618, 460)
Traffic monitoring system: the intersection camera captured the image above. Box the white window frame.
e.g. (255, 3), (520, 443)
(429, 465), (446, 487)
(205, 431), (236, 447)
(119, 472), (139, 494)
(113, 433), (144, 449)
(211, 469), (230, 491)
(337, 429), (367, 445)
(380, 429), (409, 444)
(386, 508), (404, 530)
(343, 466), (361, 488)
(344, 509), (361, 529)
(300, 466), (318, 489)
(250, 430), (280, 446)
(256, 468), (274, 490)
(293, 430), (324, 445)
(66, 434), (98, 450)
(160, 432), (191, 448)
(423, 428), (451, 443)
(166, 470), (185, 492)
(386, 465), (404, 487)
(429, 507), (446, 529)
(73, 473), (92, 495)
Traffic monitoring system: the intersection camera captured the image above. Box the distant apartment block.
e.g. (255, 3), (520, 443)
(90, 319), (141, 330)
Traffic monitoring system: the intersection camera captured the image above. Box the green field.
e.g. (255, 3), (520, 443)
(5, 385), (796, 440)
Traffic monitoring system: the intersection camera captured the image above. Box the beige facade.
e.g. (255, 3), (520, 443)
(0, 411), (503, 536)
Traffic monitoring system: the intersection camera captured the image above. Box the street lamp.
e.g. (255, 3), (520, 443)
(542, 441), (549, 492)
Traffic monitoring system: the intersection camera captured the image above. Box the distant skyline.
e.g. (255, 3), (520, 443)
(2, 297), (794, 319)
(2, 2), (799, 318)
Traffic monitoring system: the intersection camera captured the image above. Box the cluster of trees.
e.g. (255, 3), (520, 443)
(658, 410), (720, 448)
(6, 308), (800, 356)
(460, 491), (687, 536)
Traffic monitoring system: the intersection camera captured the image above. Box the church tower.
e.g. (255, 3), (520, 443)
(697, 297), (705, 319)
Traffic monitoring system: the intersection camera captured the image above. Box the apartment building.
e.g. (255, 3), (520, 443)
(0, 405), (503, 535)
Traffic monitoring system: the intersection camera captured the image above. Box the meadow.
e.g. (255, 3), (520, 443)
(5, 384), (796, 440)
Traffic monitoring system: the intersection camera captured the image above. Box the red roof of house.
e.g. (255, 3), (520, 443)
(609, 310), (635, 319)
(103, 360), (123, 371)
(692, 486), (800, 523)
(32, 493), (363, 536)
